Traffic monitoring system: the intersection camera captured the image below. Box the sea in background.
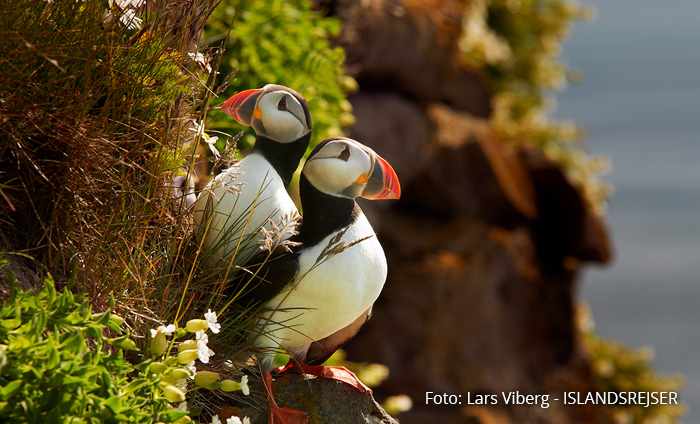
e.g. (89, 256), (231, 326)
(554, 0), (700, 422)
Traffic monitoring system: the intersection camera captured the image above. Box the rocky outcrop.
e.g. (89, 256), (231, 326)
(218, 373), (397, 424)
(0, 233), (42, 295)
(315, 0), (613, 423)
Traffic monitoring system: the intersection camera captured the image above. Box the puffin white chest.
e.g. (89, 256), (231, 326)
(259, 213), (387, 350)
(193, 153), (298, 267)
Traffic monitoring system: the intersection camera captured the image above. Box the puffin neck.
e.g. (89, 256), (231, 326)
(297, 174), (361, 247)
(251, 133), (311, 187)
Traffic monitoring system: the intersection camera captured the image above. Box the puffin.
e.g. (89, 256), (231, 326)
(193, 84), (312, 268)
(230, 137), (401, 424)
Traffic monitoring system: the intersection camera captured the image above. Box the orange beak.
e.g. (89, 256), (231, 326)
(361, 154), (401, 200)
(221, 88), (264, 126)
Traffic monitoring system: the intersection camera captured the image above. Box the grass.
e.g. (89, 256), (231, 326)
(0, 2), (271, 420)
(0, 0), (246, 340)
(0, 1), (352, 412)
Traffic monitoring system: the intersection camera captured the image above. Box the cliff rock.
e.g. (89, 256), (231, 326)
(217, 373), (397, 424)
(316, 0), (613, 423)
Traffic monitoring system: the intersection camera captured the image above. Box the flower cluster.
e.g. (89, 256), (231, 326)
(187, 50), (214, 74)
(211, 415), (251, 424)
(148, 309), (250, 424)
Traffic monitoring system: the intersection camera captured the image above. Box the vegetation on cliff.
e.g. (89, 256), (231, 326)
(204, 0), (356, 155)
(578, 305), (686, 423)
(459, 0), (610, 214)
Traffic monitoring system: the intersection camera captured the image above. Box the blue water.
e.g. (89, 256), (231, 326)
(554, 1), (700, 422)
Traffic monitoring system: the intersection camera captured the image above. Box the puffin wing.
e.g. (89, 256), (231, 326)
(226, 245), (300, 308)
(303, 307), (372, 365)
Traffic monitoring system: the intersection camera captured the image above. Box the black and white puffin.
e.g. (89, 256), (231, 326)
(193, 84), (312, 267)
(231, 137), (401, 424)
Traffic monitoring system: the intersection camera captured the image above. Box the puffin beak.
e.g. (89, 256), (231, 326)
(361, 154), (401, 200)
(221, 88), (264, 126)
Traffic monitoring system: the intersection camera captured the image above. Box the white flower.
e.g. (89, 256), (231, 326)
(150, 324), (176, 338)
(190, 120), (205, 136)
(187, 51), (213, 74)
(211, 416), (222, 424)
(195, 330), (214, 364)
(186, 361), (196, 378)
(106, 0), (144, 31)
(190, 120), (221, 159)
(187, 51), (205, 62)
(177, 402), (187, 411)
(119, 9), (142, 30)
(112, 0), (145, 8)
(239, 375), (249, 396)
(225, 417), (248, 424)
(203, 134), (221, 160)
(204, 309), (221, 334)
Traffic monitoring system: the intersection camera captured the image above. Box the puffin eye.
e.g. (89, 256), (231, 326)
(338, 147), (350, 161)
(277, 97), (287, 110)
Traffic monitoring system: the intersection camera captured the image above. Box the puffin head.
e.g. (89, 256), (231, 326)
(303, 137), (401, 200)
(221, 84), (312, 143)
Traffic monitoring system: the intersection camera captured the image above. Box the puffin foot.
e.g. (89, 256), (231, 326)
(269, 406), (308, 424)
(263, 372), (308, 424)
(275, 361), (372, 394)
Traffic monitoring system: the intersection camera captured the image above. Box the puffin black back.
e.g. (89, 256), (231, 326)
(224, 244), (301, 308)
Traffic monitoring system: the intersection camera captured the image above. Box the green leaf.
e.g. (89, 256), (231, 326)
(47, 341), (60, 369)
(44, 404), (62, 423)
(84, 325), (103, 340)
(0, 318), (21, 330)
(60, 333), (84, 351)
(45, 274), (56, 303)
(104, 396), (122, 414)
(1, 380), (23, 400)
(158, 410), (189, 422)
(10, 335), (31, 349)
(0, 344), (7, 372)
(122, 378), (152, 396)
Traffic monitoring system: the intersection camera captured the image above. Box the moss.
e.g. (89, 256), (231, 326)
(577, 304), (686, 423)
(459, 0), (610, 213)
